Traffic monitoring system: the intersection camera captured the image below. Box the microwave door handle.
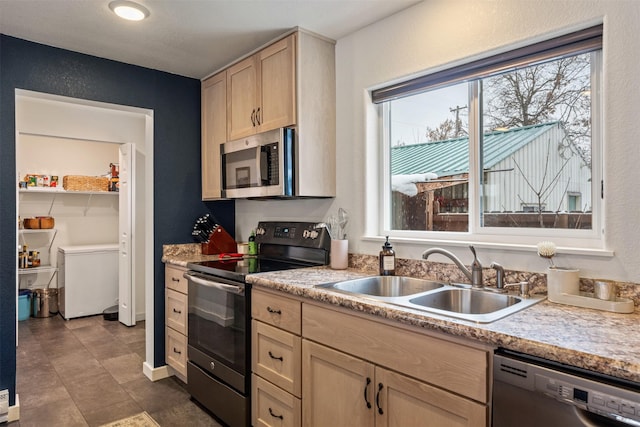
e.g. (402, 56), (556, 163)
(184, 272), (244, 295)
(260, 147), (269, 184)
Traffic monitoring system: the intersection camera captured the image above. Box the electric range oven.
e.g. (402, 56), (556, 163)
(184, 221), (330, 427)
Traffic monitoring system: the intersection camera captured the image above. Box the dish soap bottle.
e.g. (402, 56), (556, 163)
(379, 236), (396, 276)
(248, 230), (257, 255)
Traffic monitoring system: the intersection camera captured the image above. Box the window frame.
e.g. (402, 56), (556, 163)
(376, 30), (604, 250)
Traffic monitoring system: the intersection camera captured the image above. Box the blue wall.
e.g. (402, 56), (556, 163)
(0, 35), (234, 406)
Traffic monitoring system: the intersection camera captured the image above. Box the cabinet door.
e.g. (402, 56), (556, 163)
(166, 288), (187, 335)
(253, 374), (301, 427)
(166, 327), (187, 378)
(253, 320), (302, 397)
(201, 71), (226, 200)
(227, 55), (258, 140)
(302, 339), (374, 427)
(252, 289), (302, 334)
(375, 367), (487, 427)
(257, 34), (296, 132)
(165, 264), (187, 294)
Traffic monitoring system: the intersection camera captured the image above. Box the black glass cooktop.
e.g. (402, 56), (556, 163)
(187, 256), (319, 282)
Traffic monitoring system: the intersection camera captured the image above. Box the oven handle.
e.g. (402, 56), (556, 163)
(184, 272), (244, 295)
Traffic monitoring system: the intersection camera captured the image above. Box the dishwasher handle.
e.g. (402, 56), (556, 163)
(184, 271), (244, 295)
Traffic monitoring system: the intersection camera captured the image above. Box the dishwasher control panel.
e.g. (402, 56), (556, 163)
(535, 374), (640, 425)
(495, 353), (640, 426)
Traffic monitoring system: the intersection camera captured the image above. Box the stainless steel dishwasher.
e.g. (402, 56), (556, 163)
(493, 349), (640, 427)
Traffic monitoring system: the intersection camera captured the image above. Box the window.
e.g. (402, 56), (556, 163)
(374, 25), (602, 245)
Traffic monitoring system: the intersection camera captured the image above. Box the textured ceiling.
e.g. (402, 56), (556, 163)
(0, 0), (421, 79)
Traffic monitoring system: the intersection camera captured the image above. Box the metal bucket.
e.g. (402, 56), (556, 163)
(31, 288), (59, 318)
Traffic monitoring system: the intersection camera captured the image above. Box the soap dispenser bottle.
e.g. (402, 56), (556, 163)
(379, 236), (396, 276)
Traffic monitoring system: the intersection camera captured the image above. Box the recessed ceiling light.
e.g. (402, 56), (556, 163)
(109, 1), (150, 21)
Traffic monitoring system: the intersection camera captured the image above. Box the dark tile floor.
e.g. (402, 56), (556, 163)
(10, 314), (222, 427)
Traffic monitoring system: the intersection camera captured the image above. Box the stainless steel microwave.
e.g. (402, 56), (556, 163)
(221, 127), (294, 198)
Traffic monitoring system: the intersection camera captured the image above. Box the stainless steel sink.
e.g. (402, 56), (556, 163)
(408, 289), (521, 314)
(316, 277), (545, 323)
(317, 276), (445, 298)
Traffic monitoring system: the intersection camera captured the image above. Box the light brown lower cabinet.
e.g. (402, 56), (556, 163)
(302, 339), (486, 427)
(251, 289), (490, 427)
(165, 264), (188, 382)
(252, 373), (301, 427)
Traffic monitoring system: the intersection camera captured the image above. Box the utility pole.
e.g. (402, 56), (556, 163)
(450, 105), (467, 136)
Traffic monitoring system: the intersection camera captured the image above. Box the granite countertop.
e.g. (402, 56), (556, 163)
(245, 266), (640, 384)
(161, 244), (227, 266)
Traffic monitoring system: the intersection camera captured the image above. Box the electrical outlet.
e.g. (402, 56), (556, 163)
(0, 389), (8, 423)
(26, 278), (34, 287)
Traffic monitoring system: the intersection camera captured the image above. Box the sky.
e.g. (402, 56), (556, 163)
(389, 83), (468, 146)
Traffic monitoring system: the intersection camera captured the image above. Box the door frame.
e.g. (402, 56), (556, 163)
(14, 89), (157, 374)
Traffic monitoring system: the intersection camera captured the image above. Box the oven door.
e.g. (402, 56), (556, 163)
(185, 271), (250, 393)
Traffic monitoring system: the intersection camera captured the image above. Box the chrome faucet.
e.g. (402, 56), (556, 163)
(490, 262), (505, 289)
(422, 246), (483, 288)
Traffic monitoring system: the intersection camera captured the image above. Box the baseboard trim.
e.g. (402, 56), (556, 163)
(8, 394), (20, 422)
(143, 362), (172, 382)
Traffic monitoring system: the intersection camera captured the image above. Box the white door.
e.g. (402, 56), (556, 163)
(119, 143), (135, 326)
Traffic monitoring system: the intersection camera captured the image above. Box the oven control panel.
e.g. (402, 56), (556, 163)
(273, 225), (296, 239)
(255, 221), (331, 250)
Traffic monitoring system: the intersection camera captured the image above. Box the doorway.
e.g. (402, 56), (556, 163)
(14, 90), (155, 372)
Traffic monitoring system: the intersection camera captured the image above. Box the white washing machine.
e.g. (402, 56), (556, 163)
(57, 244), (119, 319)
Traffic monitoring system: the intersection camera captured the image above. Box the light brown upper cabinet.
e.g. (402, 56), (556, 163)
(201, 70), (227, 200)
(227, 35), (296, 141)
(201, 29), (336, 199)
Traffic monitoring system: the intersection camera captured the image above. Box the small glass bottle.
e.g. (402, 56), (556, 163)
(248, 230), (257, 255)
(379, 236), (396, 276)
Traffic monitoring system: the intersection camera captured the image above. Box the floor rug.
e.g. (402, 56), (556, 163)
(100, 411), (160, 427)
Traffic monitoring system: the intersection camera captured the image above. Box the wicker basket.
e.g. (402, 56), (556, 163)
(63, 175), (109, 192)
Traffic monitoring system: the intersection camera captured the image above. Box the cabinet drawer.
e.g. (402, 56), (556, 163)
(303, 303), (489, 403)
(165, 264), (188, 294)
(166, 288), (187, 335)
(252, 374), (301, 427)
(252, 289), (301, 334)
(252, 320), (301, 397)
(166, 327), (187, 378)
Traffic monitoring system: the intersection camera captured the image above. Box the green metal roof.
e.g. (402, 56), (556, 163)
(391, 122), (560, 176)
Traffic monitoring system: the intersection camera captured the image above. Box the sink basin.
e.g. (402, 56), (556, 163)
(316, 276), (546, 323)
(317, 276), (445, 298)
(408, 289), (521, 314)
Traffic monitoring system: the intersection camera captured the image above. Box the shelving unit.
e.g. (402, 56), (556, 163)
(19, 188), (118, 215)
(18, 228), (59, 288)
(19, 228), (58, 251)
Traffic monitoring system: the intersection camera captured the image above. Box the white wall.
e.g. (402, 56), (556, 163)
(235, 0), (640, 283)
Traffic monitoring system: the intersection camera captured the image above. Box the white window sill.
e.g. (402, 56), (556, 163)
(361, 235), (614, 258)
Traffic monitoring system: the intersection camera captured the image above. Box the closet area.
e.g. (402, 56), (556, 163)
(15, 90), (150, 328)
(17, 134), (120, 320)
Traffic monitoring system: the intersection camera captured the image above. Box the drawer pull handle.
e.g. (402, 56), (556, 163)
(376, 382), (384, 415)
(268, 351), (283, 361)
(171, 277), (180, 282)
(268, 408), (283, 420)
(251, 109), (256, 127)
(266, 306), (282, 315)
(364, 377), (372, 409)
(173, 308), (182, 314)
(173, 347), (181, 355)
